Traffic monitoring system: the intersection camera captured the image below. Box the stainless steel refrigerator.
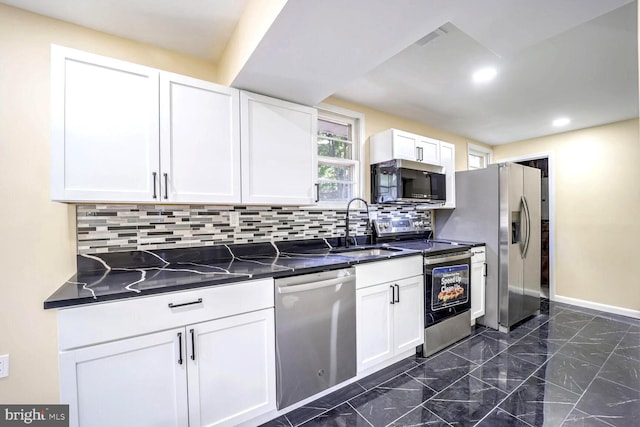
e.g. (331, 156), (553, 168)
(435, 162), (541, 331)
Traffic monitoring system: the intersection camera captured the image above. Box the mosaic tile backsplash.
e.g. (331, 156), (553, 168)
(76, 204), (432, 254)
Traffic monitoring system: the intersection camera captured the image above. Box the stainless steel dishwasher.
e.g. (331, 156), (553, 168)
(275, 268), (356, 409)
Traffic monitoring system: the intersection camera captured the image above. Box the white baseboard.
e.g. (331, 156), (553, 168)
(553, 295), (640, 320)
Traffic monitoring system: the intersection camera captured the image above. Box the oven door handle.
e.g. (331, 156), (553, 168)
(423, 252), (471, 265)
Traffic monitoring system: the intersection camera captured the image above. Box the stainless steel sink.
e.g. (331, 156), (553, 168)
(333, 248), (400, 258)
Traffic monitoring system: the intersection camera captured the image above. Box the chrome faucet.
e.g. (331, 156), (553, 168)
(344, 197), (370, 248)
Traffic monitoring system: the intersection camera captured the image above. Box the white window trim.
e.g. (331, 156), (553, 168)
(467, 142), (493, 170)
(313, 102), (366, 208)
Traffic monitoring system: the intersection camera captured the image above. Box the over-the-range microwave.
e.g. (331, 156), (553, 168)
(371, 159), (447, 204)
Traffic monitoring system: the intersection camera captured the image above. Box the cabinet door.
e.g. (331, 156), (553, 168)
(439, 141), (456, 208)
(471, 252), (486, 324)
(187, 308), (276, 427)
(240, 92), (317, 205)
(356, 283), (395, 372)
(393, 276), (425, 354)
(160, 74), (241, 203)
(471, 248), (487, 323)
(391, 130), (419, 161)
(416, 136), (441, 165)
(59, 328), (188, 427)
(51, 45), (160, 202)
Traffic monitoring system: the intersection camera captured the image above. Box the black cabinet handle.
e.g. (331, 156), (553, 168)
(190, 328), (196, 361)
(152, 172), (158, 199)
(177, 332), (183, 365)
(390, 285), (395, 304)
(315, 183), (320, 203)
(484, 263), (488, 277)
(163, 173), (169, 199)
(168, 298), (203, 309)
(394, 284), (400, 303)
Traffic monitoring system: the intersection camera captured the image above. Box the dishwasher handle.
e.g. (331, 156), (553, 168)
(277, 275), (355, 294)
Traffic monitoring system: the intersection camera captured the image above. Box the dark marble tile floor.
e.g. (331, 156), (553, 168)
(261, 299), (640, 427)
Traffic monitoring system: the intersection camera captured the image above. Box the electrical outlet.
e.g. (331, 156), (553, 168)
(229, 211), (240, 227)
(0, 354), (8, 378)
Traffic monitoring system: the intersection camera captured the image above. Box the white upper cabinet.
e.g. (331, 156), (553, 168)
(439, 141), (456, 209)
(51, 46), (241, 204)
(370, 129), (441, 166)
(160, 73), (240, 204)
(370, 128), (457, 208)
(240, 91), (318, 205)
(51, 46), (160, 202)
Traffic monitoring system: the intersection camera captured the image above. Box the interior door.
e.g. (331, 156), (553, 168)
(522, 166), (541, 318)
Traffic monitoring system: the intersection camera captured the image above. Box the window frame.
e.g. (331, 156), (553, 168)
(467, 142), (493, 170)
(315, 103), (365, 207)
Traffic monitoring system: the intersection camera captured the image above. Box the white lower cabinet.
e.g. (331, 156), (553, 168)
(60, 328), (189, 427)
(356, 256), (424, 373)
(470, 246), (487, 324)
(61, 308), (274, 427)
(58, 279), (276, 427)
(187, 310), (276, 427)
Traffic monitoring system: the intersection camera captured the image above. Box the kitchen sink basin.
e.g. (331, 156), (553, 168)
(332, 248), (400, 258)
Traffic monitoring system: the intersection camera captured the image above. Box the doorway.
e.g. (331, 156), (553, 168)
(516, 158), (550, 298)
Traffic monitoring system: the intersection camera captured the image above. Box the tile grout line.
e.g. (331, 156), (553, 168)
(345, 401), (375, 427)
(470, 312), (594, 426)
(556, 322), (632, 427)
(287, 362), (420, 426)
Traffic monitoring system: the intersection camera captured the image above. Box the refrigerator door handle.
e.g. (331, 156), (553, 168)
(518, 196), (526, 257)
(522, 195), (531, 258)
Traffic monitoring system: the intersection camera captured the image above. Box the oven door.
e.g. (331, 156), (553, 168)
(424, 251), (472, 328)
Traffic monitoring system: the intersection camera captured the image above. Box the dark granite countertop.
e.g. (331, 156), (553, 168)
(44, 238), (422, 309)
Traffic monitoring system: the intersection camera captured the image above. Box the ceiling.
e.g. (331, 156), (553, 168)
(3, 0), (638, 145)
(235, 0), (638, 145)
(0, 0), (248, 60)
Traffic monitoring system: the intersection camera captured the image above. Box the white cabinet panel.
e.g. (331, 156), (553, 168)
(59, 328), (188, 427)
(356, 283), (394, 371)
(240, 92), (317, 205)
(51, 46), (160, 202)
(392, 130), (420, 161)
(356, 273), (424, 373)
(370, 129), (441, 166)
(188, 309), (276, 427)
(393, 276), (425, 354)
(471, 246), (486, 324)
(439, 141), (456, 209)
(160, 73), (240, 203)
(417, 136), (440, 165)
(51, 46), (241, 204)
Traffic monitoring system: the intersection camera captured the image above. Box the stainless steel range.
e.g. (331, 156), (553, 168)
(374, 217), (472, 357)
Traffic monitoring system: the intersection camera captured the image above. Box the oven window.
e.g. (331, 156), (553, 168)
(431, 264), (469, 311)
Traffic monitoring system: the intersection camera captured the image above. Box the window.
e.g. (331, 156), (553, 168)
(467, 143), (493, 170)
(316, 104), (364, 204)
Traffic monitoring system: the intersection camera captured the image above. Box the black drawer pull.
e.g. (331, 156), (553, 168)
(390, 285), (395, 304)
(190, 328), (196, 361)
(394, 284), (400, 303)
(152, 172), (158, 199)
(168, 298), (203, 309)
(177, 332), (183, 365)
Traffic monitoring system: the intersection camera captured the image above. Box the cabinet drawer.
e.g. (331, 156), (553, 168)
(471, 246), (486, 262)
(58, 278), (274, 350)
(355, 256), (423, 289)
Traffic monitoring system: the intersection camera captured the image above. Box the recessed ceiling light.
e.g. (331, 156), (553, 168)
(472, 67), (497, 83)
(552, 117), (571, 127)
